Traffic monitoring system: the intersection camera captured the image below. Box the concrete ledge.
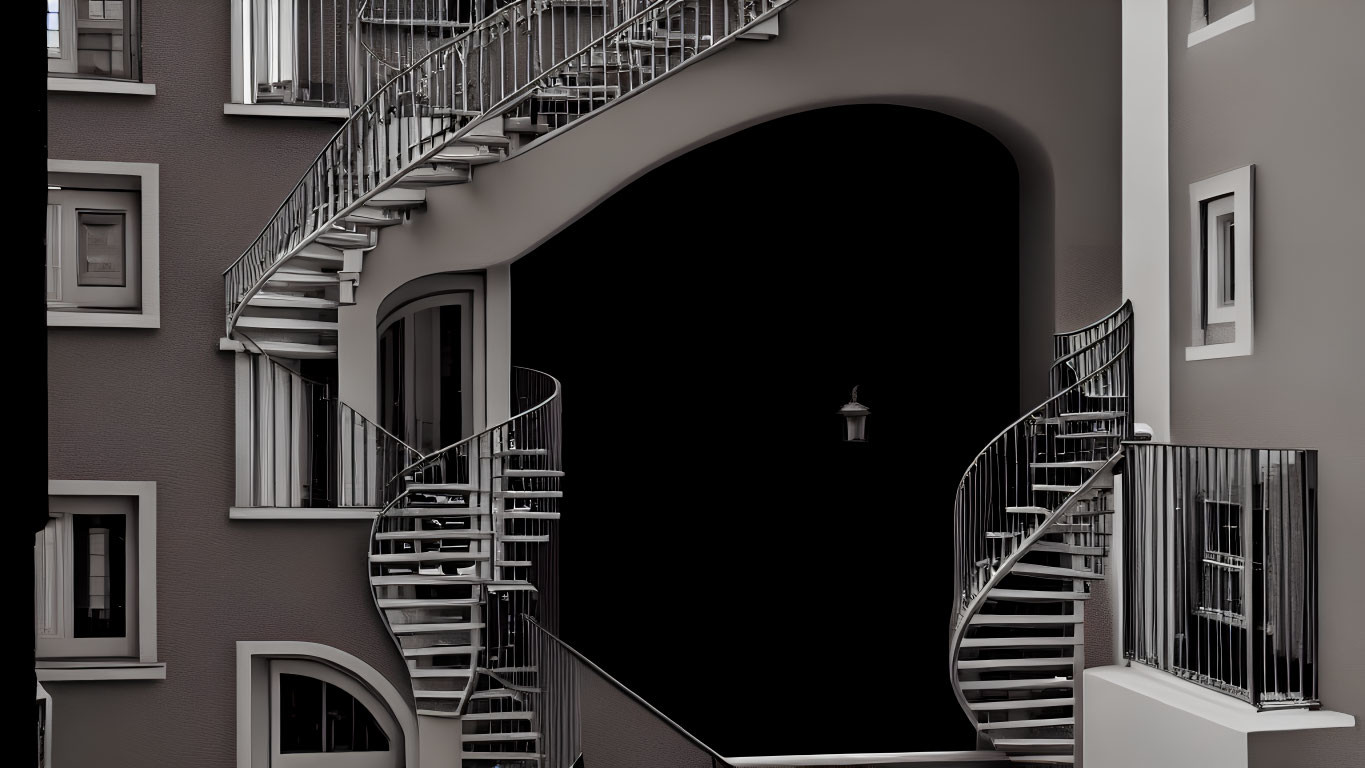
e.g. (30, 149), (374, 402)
(728, 753), (1007, 767)
(37, 661), (166, 681)
(223, 103), (350, 119)
(48, 77), (156, 95)
(230, 507), (380, 520)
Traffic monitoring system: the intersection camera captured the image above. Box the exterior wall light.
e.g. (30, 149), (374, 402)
(839, 386), (870, 442)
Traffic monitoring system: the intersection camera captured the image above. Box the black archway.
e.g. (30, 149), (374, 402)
(512, 104), (1018, 756)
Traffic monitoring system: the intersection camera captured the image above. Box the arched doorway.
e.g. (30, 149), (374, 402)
(511, 104), (1019, 755)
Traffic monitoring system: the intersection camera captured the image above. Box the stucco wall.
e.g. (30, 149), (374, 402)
(45, 3), (409, 767)
(1166, 0), (1365, 754)
(339, 0), (1123, 418)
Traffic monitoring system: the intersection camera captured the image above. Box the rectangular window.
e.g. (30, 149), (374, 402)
(47, 0), (141, 81)
(36, 495), (138, 659)
(47, 160), (159, 328)
(233, 0), (350, 109)
(1187, 165), (1254, 360)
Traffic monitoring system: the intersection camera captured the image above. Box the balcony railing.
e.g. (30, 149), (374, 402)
(1122, 442), (1319, 708)
(243, 0), (353, 108)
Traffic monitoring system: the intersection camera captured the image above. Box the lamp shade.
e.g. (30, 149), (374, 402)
(839, 387), (870, 442)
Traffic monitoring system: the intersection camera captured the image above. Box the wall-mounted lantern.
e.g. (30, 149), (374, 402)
(839, 386), (870, 442)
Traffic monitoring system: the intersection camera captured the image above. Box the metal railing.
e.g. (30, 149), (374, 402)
(952, 302), (1134, 617)
(225, 0), (791, 335)
(238, 354), (420, 508)
(524, 616), (733, 768)
(1123, 442), (1319, 708)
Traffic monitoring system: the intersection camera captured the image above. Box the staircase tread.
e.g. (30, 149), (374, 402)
(977, 717), (1075, 730)
(988, 589), (1091, 602)
(1011, 562), (1101, 580)
(958, 658), (1074, 671)
(968, 697), (1075, 711)
(961, 636), (1083, 649)
(1029, 461), (1107, 470)
(960, 678), (1075, 691)
(375, 530), (491, 541)
(369, 551), (490, 563)
(402, 645), (475, 657)
(970, 614), (1081, 625)
(377, 598), (481, 608)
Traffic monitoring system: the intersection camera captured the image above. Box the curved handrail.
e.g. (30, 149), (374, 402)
(1052, 300), (1130, 343)
(225, 0), (794, 336)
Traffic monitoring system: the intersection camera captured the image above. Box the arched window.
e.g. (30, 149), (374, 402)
(269, 659), (400, 767)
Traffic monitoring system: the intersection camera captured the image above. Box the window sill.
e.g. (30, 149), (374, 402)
(36, 661), (166, 682)
(48, 310), (160, 329)
(1188, 4), (1256, 47)
(1185, 340), (1252, 361)
(48, 77), (156, 96)
(223, 103), (351, 119)
(230, 507), (381, 520)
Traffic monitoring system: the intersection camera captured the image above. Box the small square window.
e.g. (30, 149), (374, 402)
(46, 0), (141, 81)
(1187, 166), (1254, 360)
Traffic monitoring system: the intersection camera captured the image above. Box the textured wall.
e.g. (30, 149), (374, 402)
(45, 2), (408, 767)
(1166, 0), (1365, 753)
(340, 0), (1123, 414)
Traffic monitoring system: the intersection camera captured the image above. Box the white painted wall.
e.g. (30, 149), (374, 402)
(1084, 665), (1355, 768)
(1121, 0), (1171, 441)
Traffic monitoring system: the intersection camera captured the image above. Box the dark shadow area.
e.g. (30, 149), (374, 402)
(513, 104), (1019, 756)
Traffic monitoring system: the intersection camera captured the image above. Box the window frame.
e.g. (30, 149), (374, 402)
(47, 160), (160, 329)
(269, 659), (399, 766)
(36, 480), (161, 682)
(227, 0), (352, 118)
(1186, 165), (1254, 361)
(36, 495), (138, 659)
(46, 0), (143, 81)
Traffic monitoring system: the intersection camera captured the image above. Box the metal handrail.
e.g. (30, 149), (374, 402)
(1052, 301), (1130, 343)
(225, 0), (793, 335)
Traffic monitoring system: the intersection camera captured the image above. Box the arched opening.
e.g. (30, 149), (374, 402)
(512, 104), (1019, 754)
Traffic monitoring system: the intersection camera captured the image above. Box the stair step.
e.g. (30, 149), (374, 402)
(961, 636), (1083, 649)
(462, 732), (538, 742)
(1037, 411), (1126, 424)
(977, 717), (1075, 731)
(403, 645), (475, 658)
(408, 669), (472, 679)
(499, 535), (551, 543)
(958, 658), (1075, 672)
(432, 146), (504, 166)
(236, 315), (338, 332)
(504, 116), (550, 135)
(391, 622), (486, 634)
(994, 739), (1075, 751)
(369, 551), (489, 564)
(375, 530), (491, 541)
(388, 507), (490, 517)
(1007, 506), (1051, 516)
(493, 449), (549, 457)
(469, 689), (520, 700)
(987, 589), (1090, 602)
(408, 483), (479, 494)
(1034, 484), (1081, 494)
(396, 165), (472, 188)
(254, 340), (338, 359)
(497, 469), (564, 478)
(371, 575), (482, 586)
(1030, 541), (1106, 556)
(1047, 524), (1093, 534)
(296, 243), (344, 265)
(316, 229), (373, 248)
(248, 292), (338, 309)
(377, 598), (481, 608)
(970, 614), (1081, 626)
(969, 697), (1075, 712)
(1029, 461), (1107, 470)
(493, 490), (562, 499)
(960, 678), (1074, 692)
(1007, 756), (1074, 765)
(462, 711), (533, 721)
(501, 510), (562, 520)
(367, 188), (428, 208)
(413, 690), (468, 700)
(987, 531), (1023, 539)
(1011, 563), (1101, 580)
(266, 268), (339, 286)
(1054, 431), (1120, 440)
(496, 560), (533, 568)
(416, 709), (462, 718)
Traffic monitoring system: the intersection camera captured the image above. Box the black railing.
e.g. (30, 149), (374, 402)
(1123, 442), (1319, 708)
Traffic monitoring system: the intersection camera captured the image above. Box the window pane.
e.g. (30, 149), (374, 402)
(72, 514), (126, 639)
(279, 674), (325, 753)
(34, 518), (63, 638)
(324, 681), (390, 752)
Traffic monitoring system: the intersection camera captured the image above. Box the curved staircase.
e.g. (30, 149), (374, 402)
(949, 302), (1133, 766)
(223, 0), (793, 356)
(369, 367), (562, 768)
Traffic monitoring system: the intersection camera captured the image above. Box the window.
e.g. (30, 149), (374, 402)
(1188, 0), (1255, 47)
(36, 481), (160, 680)
(237, 642), (414, 768)
(47, 0), (141, 80)
(229, 0), (351, 114)
(1186, 165), (1253, 360)
(47, 160), (159, 328)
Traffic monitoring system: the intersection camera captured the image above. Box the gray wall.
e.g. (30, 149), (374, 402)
(340, 0), (1123, 416)
(1167, 0), (1365, 756)
(45, 3), (408, 767)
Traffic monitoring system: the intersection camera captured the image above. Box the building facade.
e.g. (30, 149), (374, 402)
(39, 1), (1361, 767)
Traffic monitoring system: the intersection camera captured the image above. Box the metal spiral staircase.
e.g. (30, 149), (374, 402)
(222, 0), (791, 356)
(949, 302), (1133, 766)
(369, 367), (562, 768)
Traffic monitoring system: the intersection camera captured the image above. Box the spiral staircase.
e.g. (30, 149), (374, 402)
(221, 0), (791, 358)
(948, 302), (1133, 766)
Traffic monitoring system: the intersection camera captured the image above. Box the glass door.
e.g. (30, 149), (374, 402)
(377, 293), (474, 455)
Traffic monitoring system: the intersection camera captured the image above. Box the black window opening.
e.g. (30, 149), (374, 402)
(279, 674), (391, 753)
(71, 513), (127, 639)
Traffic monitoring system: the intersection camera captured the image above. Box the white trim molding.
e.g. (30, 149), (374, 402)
(236, 641), (418, 768)
(229, 507), (381, 520)
(41, 480), (159, 674)
(223, 103), (350, 119)
(47, 77), (156, 95)
(1186, 165), (1254, 361)
(46, 160), (160, 328)
(1188, 2), (1255, 48)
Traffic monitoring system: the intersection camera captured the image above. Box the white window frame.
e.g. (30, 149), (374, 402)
(1188, 0), (1255, 47)
(46, 0), (154, 92)
(227, 0), (350, 118)
(36, 480), (163, 682)
(1186, 165), (1254, 361)
(270, 659), (401, 768)
(236, 641), (418, 768)
(47, 160), (160, 328)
